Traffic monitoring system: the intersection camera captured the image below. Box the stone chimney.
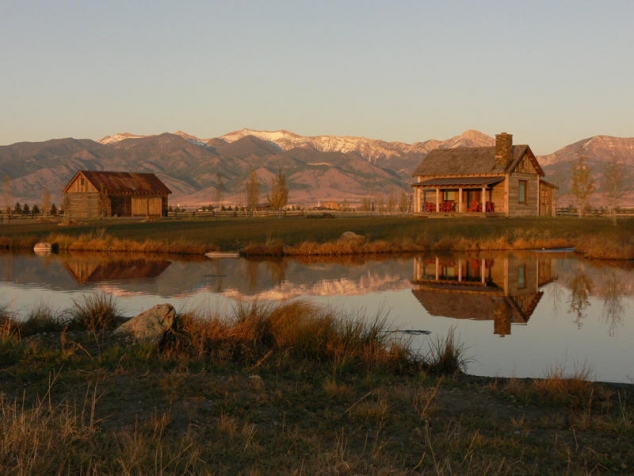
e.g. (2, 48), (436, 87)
(495, 133), (513, 169)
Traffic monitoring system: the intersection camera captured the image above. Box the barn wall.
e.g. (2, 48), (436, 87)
(66, 193), (100, 218)
(65, 174), (98, 194)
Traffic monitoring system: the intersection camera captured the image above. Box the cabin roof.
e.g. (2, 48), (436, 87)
(413, 144), (544, 177)
(411, 287), (534, 323)
(64, 170), (172, 195)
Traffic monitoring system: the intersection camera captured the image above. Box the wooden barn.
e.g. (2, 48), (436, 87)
(411, 133), (557, 217)
(62, 171), (171, 218)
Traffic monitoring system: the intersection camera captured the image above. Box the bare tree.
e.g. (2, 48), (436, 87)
(570, 156), (595, 217)
(387, 187), (397, 213)
(245, 169), (260, 214)
(267, 168), (288, 214)
(376, 194), (385, 215)
(2, 175), (12, 217)
(603, 155), (628, 214)
(399, 190), (411, 213)
(41, 187), (51, 217)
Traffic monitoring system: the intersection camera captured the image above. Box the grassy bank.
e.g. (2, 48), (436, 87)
(2, 215), (634, 259)
(1, 298), (633, 474)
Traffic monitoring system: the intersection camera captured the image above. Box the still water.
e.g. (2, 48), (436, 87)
(1, 250), (633, 383)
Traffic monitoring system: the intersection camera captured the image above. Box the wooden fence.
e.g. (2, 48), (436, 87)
(556, 207), (634, 218)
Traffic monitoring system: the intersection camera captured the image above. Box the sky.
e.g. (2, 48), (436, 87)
(1, 0), (632, 155)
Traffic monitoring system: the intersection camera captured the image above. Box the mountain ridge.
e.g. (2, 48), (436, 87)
(2, 129), (633, 208)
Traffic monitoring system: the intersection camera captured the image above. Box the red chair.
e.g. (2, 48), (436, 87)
(486, 201), (495, 212)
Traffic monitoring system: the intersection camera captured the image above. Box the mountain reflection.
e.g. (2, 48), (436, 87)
(411, 253), (557, 336)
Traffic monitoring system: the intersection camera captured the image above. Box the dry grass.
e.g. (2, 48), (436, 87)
(163, 301), (423, 373)
(425, 327), (470, 375)
(574, 235), (634, 260)
(44, 230), (209, 255)
(4, 215), (634, 259)
(1, 299), (633, 474)
(65, 292), (121, 332)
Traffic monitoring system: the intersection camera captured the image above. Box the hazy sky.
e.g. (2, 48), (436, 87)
(1, 1), (632, 154)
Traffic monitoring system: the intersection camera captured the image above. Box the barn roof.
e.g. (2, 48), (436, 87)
(412, 144), (544, 177)
(65, 171), (172, 195)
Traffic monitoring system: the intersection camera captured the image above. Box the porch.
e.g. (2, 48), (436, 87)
(413, 177), (505, 216)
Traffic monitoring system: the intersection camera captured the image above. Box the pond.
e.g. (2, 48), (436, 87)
(1, 249), (633, 383)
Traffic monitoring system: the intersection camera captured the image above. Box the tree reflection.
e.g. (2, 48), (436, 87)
(567, 270), (593, 328)
(601, 269), (626, 337)
(265, 258), (287, 288)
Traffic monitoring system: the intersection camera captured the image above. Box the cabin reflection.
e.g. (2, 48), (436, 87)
(63, 253), (172, 284)
(412, 253), (557, 336)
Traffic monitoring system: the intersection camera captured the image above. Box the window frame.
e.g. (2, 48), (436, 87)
(518, 180), (528, 204)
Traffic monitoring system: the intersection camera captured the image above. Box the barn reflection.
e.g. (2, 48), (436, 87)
(412, 253), (557, 336)
(62, 252), (172, 284)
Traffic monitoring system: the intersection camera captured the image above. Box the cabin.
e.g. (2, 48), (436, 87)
(62, 170), (171, 219)
(411, 252), (557, 336)
(411, 133), (557, 217)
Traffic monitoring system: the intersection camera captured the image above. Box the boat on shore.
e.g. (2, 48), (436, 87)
(205, 251), (241, 259)
(33, 242), (54, 255)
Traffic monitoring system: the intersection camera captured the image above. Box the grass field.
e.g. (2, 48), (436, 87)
(2, 214), (634, 259)
(1, 299), (633, 475)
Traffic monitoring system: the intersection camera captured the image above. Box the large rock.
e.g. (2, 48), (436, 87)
(113, 304), (176, 343)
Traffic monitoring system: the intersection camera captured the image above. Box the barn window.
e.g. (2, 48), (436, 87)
(519, 180), (527, 204)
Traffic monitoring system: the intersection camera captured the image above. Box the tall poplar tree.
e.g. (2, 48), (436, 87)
(245, 169), (260, 214)
(268, 168), (288, 213)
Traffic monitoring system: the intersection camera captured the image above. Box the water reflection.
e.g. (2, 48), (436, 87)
(2, 249), (634, 382)
(62, 252), (172, 284)
(411, 253), (557, 336)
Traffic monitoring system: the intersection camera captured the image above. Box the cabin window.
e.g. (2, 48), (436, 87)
(517, 265), (527, 289)
(519, 180), (527, 204)
(80, 177), (85, 186)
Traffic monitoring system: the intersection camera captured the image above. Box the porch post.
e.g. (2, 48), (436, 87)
(414, 187), (420, 213)
(435, 188), (440, 213)
(458, 187), (463, 213)
(481, 186), (486, 213)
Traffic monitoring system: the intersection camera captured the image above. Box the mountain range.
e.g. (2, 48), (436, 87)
(1, 129), (632, 208)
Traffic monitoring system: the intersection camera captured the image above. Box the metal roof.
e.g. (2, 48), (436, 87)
(66, 171), (172, 195)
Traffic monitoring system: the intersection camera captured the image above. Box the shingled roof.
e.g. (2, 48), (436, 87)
(413, 144), (544, 177)
(65, 171), (172, 195)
